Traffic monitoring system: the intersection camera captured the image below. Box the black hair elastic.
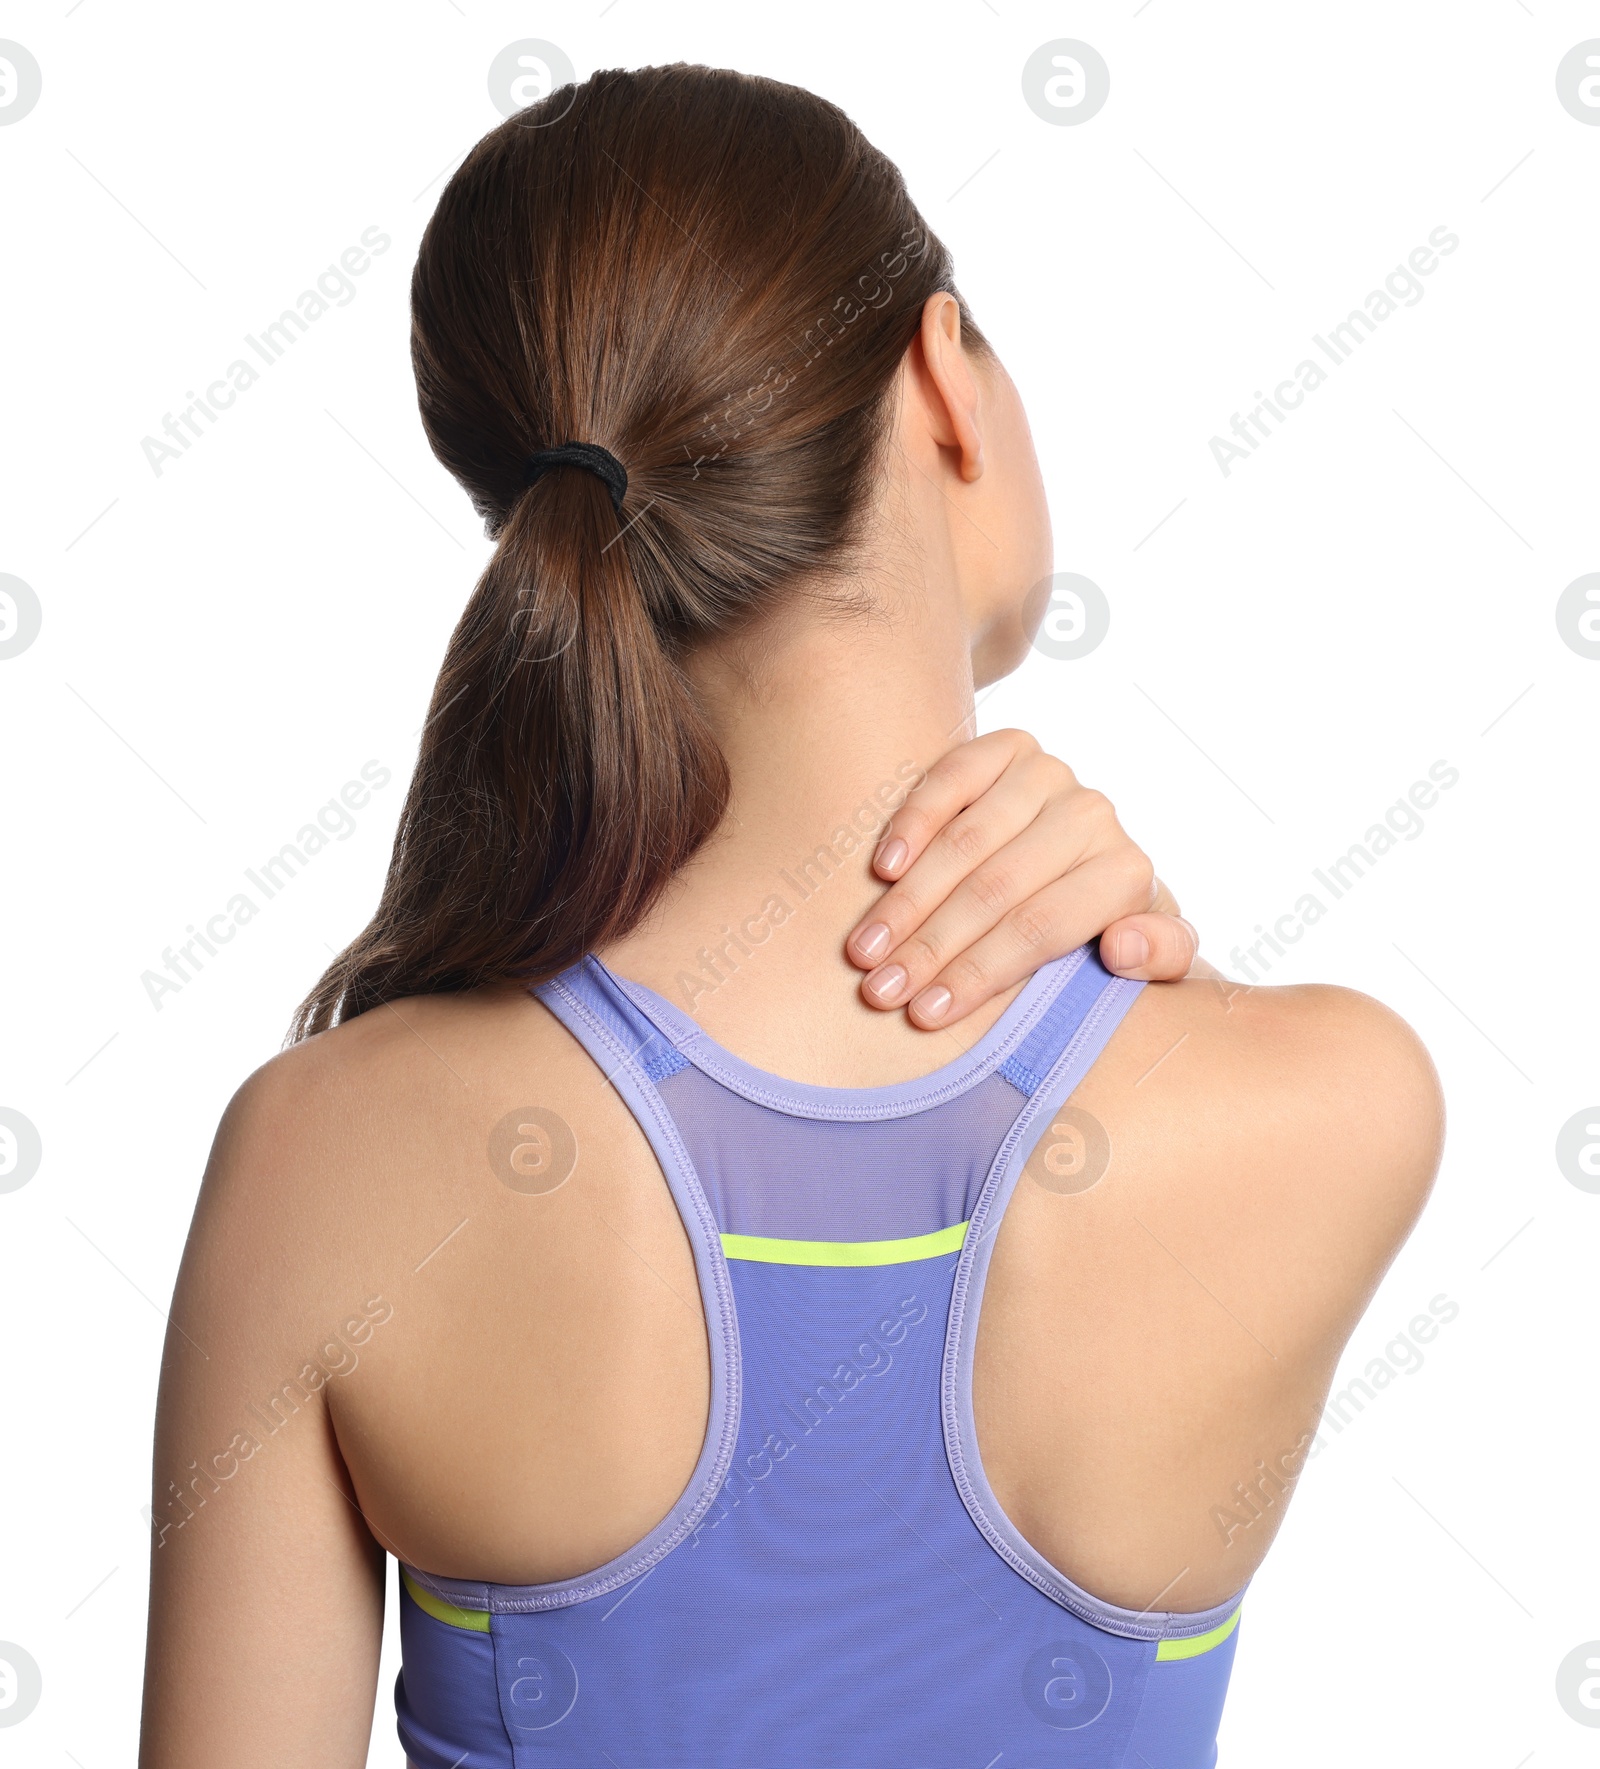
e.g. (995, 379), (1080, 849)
(522, 442), (628, 516)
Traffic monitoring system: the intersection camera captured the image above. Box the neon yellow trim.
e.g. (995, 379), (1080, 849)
(401, 1567), (490, 1633)
(719, 1221), (968, 1267)
(1156, 1607), (1241, 1661)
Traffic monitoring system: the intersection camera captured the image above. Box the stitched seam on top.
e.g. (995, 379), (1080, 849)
(641, 1045), (689, 1083)
(485, 1620), (522, 1757)
(606, 949), (1088, 1121)
(1112, 1668), (1157, 1769)
(407, 976), (742, 1616)
(998, 1054), (1043, 1096)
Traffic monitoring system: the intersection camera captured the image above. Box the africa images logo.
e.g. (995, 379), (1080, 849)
(0, 41), (42, 126)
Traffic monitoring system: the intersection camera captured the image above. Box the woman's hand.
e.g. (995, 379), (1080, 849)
(847, 730), (1201, 1029)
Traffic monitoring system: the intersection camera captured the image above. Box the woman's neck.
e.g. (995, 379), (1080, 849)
(598, 581), (1020, 1084)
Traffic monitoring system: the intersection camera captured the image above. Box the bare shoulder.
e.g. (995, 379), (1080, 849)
(217, 982), (600, 1176)
(1091, 973), (1442, 1194)
(1074, 973), (1445, 1340)
(178, 983), (621, 1327)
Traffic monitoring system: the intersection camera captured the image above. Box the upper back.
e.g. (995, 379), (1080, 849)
(175, 952), (1439, 1602)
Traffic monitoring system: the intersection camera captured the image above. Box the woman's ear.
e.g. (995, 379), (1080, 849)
(912, 293), (985, 482)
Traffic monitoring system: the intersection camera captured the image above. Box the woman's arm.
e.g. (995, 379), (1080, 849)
(848, 729), (1205, 1027)
(140, 1070), (386, 1769)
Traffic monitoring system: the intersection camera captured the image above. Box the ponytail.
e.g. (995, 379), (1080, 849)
(290, 64), (981, 1038)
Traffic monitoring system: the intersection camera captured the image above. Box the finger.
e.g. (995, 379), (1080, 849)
(849, 755), (1081, 970)
(867, 730), (1043, 882)
(1099, 913), (1200, 982)
(842, 753), (1083, 969)
(861, 850), (1145, 1017)
(899, 868), (1143, 1026)
(856, 800), (1133, 1001)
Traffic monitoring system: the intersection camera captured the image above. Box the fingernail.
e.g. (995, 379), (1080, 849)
(1105, 929), (1149, 971)
(910, 984), (953, 1024)
(854, 921), (891, 963)
(875, 837), (908, 876)
(864, 964), (908, 1004)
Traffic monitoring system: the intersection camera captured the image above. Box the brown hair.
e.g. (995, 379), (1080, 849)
(291, 63), (982, 1038)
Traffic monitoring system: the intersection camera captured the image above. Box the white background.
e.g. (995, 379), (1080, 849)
(2, 2), (1597, 1764)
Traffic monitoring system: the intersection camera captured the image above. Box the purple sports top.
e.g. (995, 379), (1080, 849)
(394, 943), (1248, 1767)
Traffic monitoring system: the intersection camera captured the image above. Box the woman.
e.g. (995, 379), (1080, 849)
(140, 65), (1442, 1768)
